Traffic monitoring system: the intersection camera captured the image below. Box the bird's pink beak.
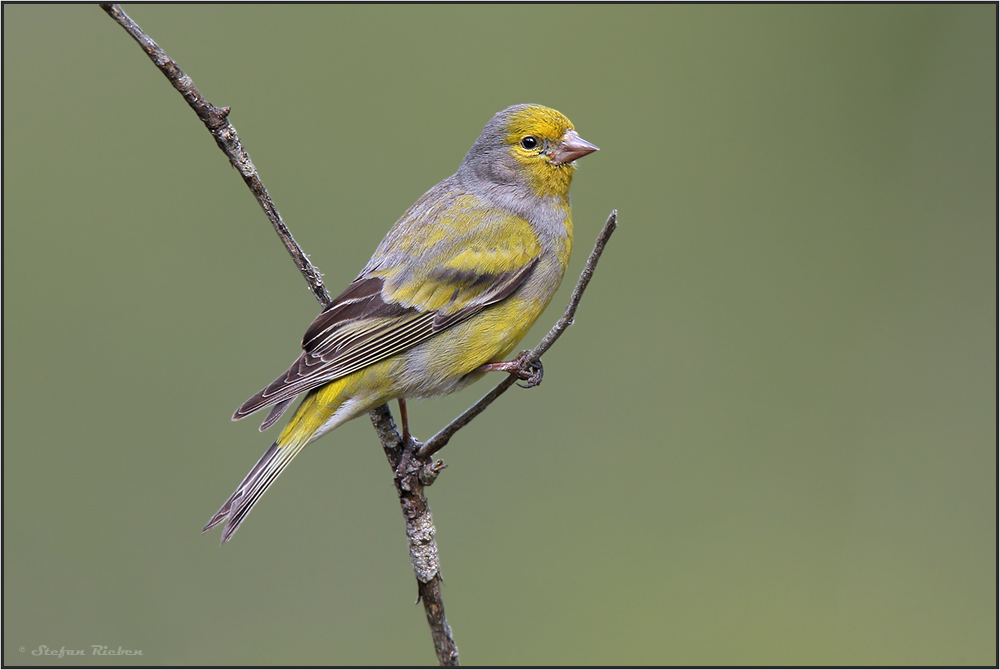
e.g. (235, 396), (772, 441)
(549, 129), (599, 165)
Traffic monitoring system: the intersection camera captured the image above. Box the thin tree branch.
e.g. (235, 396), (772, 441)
(99, 3), (331, 307)
(101, 7), (616, 666)
(100, 5), (456, 663)
(418, 210), (618, 459)
(369, 406), (459, 666)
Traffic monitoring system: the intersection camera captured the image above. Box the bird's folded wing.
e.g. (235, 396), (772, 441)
(232, 253), (538, 424)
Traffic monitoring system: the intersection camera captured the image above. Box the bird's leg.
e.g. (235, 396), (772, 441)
(478, 350), (544, 388)
(393, 397), (417, 484)
(398, 398), (411, 444)
(393, 399), (436, 488)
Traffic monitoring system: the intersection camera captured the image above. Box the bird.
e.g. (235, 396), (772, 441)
(203, 104), (598, 544)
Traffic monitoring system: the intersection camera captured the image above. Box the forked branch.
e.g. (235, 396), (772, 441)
(100, 6), (615, 666)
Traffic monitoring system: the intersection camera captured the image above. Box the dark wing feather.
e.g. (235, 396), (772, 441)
(257, 398), (294, 432)
(233, 259), (537, 424)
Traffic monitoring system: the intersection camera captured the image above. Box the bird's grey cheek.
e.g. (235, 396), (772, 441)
(489, 153), (521, 185)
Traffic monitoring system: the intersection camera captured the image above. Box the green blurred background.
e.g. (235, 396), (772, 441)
(3, 4), (996, 666)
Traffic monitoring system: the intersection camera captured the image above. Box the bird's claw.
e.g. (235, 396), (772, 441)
(479, 351), (544, 388)
(419, 459), (448, 486)
(515, 356), (544, 389)
(505, 350), (543, 388)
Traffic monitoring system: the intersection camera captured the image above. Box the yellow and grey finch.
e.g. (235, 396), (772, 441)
(203, 104), (598, 544)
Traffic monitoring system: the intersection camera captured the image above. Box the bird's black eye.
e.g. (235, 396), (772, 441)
(520, 136), (539, 150)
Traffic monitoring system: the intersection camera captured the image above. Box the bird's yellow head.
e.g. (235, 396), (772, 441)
(460, 104), (598, 201)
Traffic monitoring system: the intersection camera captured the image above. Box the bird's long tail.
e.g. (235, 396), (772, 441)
(203, 375), (368, 544)
(202, 437), (309, 544)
